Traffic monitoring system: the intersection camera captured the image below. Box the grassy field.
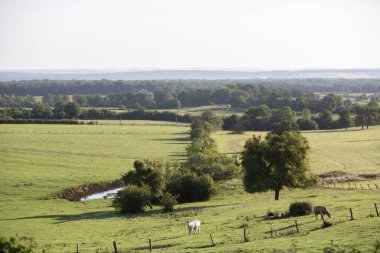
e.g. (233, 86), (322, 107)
(1, 123), (380, 252)
(155, 105), (246, 117)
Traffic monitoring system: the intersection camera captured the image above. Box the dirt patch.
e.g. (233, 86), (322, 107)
(319, 171), (380, 183)
(54, 180), (123, 201)
(227, 139), (242, 153)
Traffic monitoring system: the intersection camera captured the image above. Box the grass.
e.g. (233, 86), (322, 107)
(1, 123), (380, 252)
(0, 123), (190, 200)
(155, 105), (246, 117)
(78, 120), (190, 126)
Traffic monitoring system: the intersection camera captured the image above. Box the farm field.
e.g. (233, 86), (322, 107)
(155, 105), (246, 117)
(0, 123), (380, 252)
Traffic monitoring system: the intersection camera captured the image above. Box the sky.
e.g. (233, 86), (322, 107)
(0, 0), (379, 70)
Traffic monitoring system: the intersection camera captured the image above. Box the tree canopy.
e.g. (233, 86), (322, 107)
(241, 130), (311, 200)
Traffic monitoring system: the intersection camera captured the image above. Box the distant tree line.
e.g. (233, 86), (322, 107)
(1, 98), (379, 131)
(1, 85), (318, 110)
(2, 82), (380, 114)
(0, 103), (193, 123)
(1, 79), (380, 96)
(223, 100), (380, 131)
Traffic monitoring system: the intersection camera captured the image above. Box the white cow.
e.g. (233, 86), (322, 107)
(185, 219), (201, 235)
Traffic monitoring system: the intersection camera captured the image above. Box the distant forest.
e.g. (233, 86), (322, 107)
(0, 79), (380, 110)
(1, 78), (380, 96)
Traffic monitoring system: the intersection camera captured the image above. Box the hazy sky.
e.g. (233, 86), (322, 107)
(0, 0), (379, 70)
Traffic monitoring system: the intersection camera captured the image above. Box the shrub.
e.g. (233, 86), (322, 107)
(297, 118), (319, 130)
(121, 160), (165, 203)
(159, 192), (178, 213)
(166, 173), (217, 203)
(288, 201), (313, 217)
(185, 136), (240, 181)
(0, 236), (36, 253)
(112, 185), (151, 214)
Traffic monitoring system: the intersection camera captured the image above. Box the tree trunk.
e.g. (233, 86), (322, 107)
(274, 188), (280, 201)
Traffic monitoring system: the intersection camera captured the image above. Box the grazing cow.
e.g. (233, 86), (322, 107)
(313, 206), (332, 219)
(185, 220), (201, 235)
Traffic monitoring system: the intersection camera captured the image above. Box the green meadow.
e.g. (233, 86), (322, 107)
(1, 123), (380, 252)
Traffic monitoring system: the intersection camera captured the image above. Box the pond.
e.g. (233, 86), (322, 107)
(80, 187), (123, 201)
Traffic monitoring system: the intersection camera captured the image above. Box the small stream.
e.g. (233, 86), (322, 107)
(80, 187), (123, 201)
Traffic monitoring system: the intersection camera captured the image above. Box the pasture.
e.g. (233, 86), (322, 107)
(0, 123), (380, 252)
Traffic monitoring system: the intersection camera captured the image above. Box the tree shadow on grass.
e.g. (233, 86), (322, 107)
(154, 137), (191, 142)
(300, 128), (364, 134)
(11, 202), (232, 225)
(11, 210), (121, 224)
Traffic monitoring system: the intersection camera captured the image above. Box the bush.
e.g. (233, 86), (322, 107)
(166, 173), (217, 203)
(159, 192), (178, 213)
(112, 185), (151, 214)
(297, 118), (319, 130)
(0, 236), (36, 253)
(185, 136), (240, 181)
(121, 160), (165, 203)
(288, 201), (313, 217)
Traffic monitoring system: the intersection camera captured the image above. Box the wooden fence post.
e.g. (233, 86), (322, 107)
(271, 224), (275, 238)
(149, 239), (152, 252)
(243, 228), (248, 242)
(368, 184), (371, 190)
(209, 233), (215, 246)
(295, 220), (299, 233)
(375, 184), (379, 189)
(349, 208), (354, 220)
(113, 241), (118, 253)
(360, 184), (364, 190)
(375, 203), (379, 217)
(76, 243), (79, 253)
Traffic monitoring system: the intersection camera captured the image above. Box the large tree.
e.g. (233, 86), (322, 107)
(337, 108), (354, 130)
(241, 131), (311, 200)
(185, 136), (239, 181)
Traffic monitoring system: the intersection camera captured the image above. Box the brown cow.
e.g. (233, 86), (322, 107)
(313, 206), (331, 219)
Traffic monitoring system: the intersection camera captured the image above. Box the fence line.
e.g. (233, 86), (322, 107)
(70, 203), (378, 252)
(319, 182), (379, 191)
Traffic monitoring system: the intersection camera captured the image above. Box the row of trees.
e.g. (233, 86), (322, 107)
(114, 112), (240, 214)
(223, 101), (380, 132)
(2, 100), (379, 131)
(0, 102), (193, 123)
